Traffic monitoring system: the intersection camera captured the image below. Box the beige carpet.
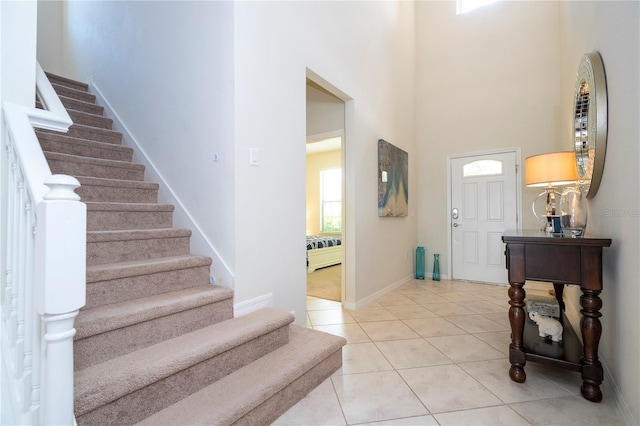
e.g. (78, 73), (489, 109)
(307, 265), (342, 302)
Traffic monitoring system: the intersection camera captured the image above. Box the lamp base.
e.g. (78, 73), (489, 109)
(544, 215), (562, 235)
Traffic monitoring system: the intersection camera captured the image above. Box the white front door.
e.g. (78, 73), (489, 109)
(450, 151), (518, 284)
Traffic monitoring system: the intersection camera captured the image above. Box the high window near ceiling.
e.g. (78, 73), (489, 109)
(457, 0), (499, 15)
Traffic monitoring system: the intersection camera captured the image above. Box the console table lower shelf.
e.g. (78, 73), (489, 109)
(517, 312), (582, 372)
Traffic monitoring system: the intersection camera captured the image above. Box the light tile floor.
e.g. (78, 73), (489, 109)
(274, 279), (630, 426)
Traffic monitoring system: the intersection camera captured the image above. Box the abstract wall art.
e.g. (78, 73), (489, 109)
(378, 139), (408, 217)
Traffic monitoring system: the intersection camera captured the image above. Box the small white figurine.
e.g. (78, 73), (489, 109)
(529, 311), (563, 342)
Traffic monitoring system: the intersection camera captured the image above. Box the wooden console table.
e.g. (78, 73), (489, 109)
(502, 230), (611, 402)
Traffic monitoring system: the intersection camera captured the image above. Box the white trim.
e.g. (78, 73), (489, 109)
(88, 82), (235, 289)
(233, 293), (273, 318)
(32, 62), (72, 132)
(446, 147), (522, 283)
(306, 129), (344, 143)
(305, 69), (354, 308)
(343, 273), (413, 311)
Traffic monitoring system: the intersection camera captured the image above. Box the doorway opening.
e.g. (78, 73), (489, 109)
(306, 78), (345, 303)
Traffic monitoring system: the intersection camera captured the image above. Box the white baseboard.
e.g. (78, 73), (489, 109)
(234, 293), (273, 317)
(88, 82), (235, 289)
(343, 274), (414, 311)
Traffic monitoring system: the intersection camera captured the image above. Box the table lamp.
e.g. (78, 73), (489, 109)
(525, 151), (578, 233)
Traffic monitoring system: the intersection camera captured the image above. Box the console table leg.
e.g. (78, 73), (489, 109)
(508, 281), (526, 383)
(580, 289), (603, 402)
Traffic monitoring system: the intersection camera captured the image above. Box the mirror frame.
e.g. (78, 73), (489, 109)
(573, 52), (608, 199)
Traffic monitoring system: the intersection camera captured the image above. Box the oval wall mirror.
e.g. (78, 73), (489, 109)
(573, 52), (608, 199)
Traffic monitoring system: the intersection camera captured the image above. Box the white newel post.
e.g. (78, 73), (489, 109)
(35, 175), (86, 425)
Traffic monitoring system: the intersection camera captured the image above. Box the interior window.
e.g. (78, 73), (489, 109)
(457, 0), (499, 15)
(320, 168), (342, 232)
(463, 159), (503, 177)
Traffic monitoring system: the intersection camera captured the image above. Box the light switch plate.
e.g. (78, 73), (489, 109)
(250, 147), (260, 166)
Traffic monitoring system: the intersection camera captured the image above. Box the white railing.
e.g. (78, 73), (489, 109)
(1, 62), (85, 425)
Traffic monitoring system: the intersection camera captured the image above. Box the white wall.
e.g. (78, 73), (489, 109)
(36, 0), (64, 75)
(1, 0), (38, 105)
(46, 1), (237, 286)
(416, 1), (563, 278)
(417, 3), (639, 420)
(560, 2), (639, 422)
(233, 1), (417, 316)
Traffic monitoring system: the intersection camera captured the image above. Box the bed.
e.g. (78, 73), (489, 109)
(306, 235), (342, 273)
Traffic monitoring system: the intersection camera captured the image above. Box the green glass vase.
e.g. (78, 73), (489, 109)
(432, 253), (440, 281)
(415, 246), (425, 279)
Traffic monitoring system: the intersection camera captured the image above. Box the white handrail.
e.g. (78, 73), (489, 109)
(33, 62), (73, 132)
(1, 62), (85, 425)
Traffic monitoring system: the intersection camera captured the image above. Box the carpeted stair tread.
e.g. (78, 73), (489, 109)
(87, 254), (211, 283)
(75, 308), (294, 417)
(51, 82), (96, 103)
(86, 229), (193, 265)
(44, 151), (142, 171)
(76, 176), (159, 203)
(45, 151), (145, 181)
(67, 108), (114, 129)
(78, 176), (158, 191)
(137, 325), (346, 426)
(45, 71), (89, 91)
(36, 130), (133, 162)
(86, 205), (173, 231)
(85, 256), (212, 309)
(86, 201), (174, 213)
(59, 94), (105, 116)
(87, 228), (191, 243)
(40, 122), (122, 144)
(75, 285), (233, 340)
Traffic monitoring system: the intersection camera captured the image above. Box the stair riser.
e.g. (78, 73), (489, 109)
(47, 158), (145, 181)
(235, 350), (343, 426)
(68, 109), (114, 129)
(87, 236), (191, 266)
(77, 184), (158, 203)
(74, 298), (234, 370)
(87, 210), (173, 231)
(38, 136), (133, 162)
(65, 125), (122, 144)
(60, 96), (104, 115)
(46, 73), (89, 92)
(76, 326), (291, 425)
(86, 265), (211, 309)
(53, 84), (96, 103)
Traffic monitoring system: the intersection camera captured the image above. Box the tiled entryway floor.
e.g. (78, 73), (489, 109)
(274, 279), (630, 425)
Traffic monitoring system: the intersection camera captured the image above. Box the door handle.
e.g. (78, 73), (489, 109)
(453, 223), (460, 227)
(452, 208), (459, 220)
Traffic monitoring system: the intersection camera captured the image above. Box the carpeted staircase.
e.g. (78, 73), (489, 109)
(36, 72), (346, 425)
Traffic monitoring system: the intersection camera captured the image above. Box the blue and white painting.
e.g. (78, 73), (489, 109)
(378, 139), (408, 217)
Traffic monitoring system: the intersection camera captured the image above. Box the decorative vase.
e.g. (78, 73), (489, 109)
(432, 253), (440, 281)
(415, 246), (425, 280)
(560, 186), (587, 237)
